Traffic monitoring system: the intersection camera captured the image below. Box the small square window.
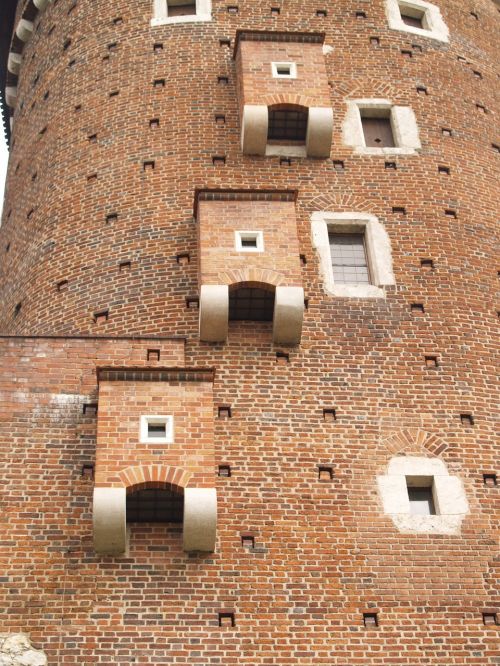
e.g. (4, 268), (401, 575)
(329, 232), (371, 285)
(268, 107), (308, 143)
(406, 477), (436, 515)
(235, 231), (264, 253)
(271, 62), (297, 79)
(400, 6), (426, 29)
(140, 415), (174, 444)
(168, 0), (197, 16)
(361, 112), (395, 148)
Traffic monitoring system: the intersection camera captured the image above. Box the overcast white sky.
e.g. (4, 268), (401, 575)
(0, 132), (8, 215)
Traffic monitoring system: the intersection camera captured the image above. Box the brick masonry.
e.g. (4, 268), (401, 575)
(0, 0), (498, 663)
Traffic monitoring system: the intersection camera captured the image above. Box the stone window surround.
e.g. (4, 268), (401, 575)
(311, 212), (396, 298)
(151, 0), (212, 25)
(235, 230), (265, 252)
(377, 456), (469, 535)
(139, 414), (174, 444)
(271, 61), (297, 79)
(342, 99), (421, 156)
(385, 0), (449, 43)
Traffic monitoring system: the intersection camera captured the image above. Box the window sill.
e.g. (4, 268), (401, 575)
(151, 14), (212, 26)
(354, 145), (420, 156)
(389, 21), (447, 42)
(265, 144), (307, 158)
(328, 284), (386, 299)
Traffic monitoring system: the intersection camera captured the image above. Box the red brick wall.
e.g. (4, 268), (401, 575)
(0, 0), (498, 663)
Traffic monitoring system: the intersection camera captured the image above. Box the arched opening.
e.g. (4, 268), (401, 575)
(267, 104), (309, 145)
(126, 483), (183, 523)
(229, 282), (275, 322)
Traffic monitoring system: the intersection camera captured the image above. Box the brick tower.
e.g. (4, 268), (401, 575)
(0, 0), (498, 664)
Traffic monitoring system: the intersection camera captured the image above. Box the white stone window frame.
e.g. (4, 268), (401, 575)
(342, 99), (421, 156)
(311, 212), (395, 298)
(139, 415), (174, 444)
(235, 230), (265, 253)
(151, 0), (212, 25)
(271, 62), (297, 79)
(377, 456), (469, 535)
(385, 0), (449, 43)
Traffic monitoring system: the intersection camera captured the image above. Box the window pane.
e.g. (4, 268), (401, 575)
(361, 117), (395, 147)
(229, 287), (275, 321)
(408, 486), (436, 515)
(329, 233), (370, 284)
(126, 488), (184, 523)
(268, 109), (308, 142)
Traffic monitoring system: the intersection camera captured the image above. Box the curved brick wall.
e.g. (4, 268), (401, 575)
(0, 0), (498, 664)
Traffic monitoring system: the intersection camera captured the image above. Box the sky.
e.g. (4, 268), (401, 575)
(0, 132), (7, 215)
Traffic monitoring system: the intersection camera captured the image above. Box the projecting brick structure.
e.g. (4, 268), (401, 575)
(0, 0), (498, 663)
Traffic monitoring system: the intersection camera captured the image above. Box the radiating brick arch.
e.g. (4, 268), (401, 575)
(381, 428), (448, 457)
(221, 267), (288, 288)
(261, 93), (318, 109)
(118, 464), (192, 492)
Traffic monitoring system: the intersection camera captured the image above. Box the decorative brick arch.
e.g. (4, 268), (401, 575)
(118, 464), (193, 492)
(221, 267), (288, 288)
(381, 428), (448, 457)
(261, 93), (318, 110)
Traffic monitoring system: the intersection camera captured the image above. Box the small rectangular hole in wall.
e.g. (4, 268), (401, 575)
(32, 171), (38, 181)
(88, 133), (97, 143)
(483, 473), (497, 487)
(39, 126), (47, 136)
(420, 258), (434, 270)
(57, 279), (69, 292)
(154, 79), (165, 88)
(67, 1), (77, 14)
(27, 209), (35, 220)
(445, 209), (457, 218)
(316, 9), (327, 17)
(460, 413), (474, 426)
(370, 37), (380, 46)
(81, 463), (94, 479)
(227, 5), (238, 13)
(385, 161), (397, 170)
(212, 155), (226, 166)
(219, 39), (231, 48)
(87, 173), (97, 182)
(270, 7), (280, 16)
(425, 355), (439, 368)
(476, 103), (487, 113)
(280, 157), (292, 166)
(68, 59), (76, 68)
(300, 254), (307, 266)
(93, 310), (109, 324)
(83, 403), (98, 415)
(442, 127), (453, 137)
(218, 612), (235, 627)
(401, 6), (425, 28)
(392, 206), (406, 215)
(356, 11), (366, 18)
(470, 11), (479, 19)
(457, 55), (467, 63)
(304, 298), (309, 310)
(482, 613), (498, 626)
(412, 44), (423, 52)
(186, 296), (199, 309)
(63, 39), (72, 51)
(416, 85), (428, 95)
(218, 76), (229, 85)
(215, 114), (226, 125)
(318, 465), (333, 481)
(14, 303), (22, 317)
(153, 43), (164, 52)
(106, 213), (118, 224)
(218, 464), (231, 477)
(176, 252), (190, 265)
(119, 260), (131, 272)
(109, 90), (119, 97)
(241, 534), (255, 549)
(411, 303), (425, 314)
(323, 408), (336, 422)
(332, 160), (345, 171)
(5, 243), (10, 253)
(218, 406), (232, 419)
(147, 349), (160, 361)
(108, 42), (118, 52)
(363, 613), (378, 628)
(401, 49), (413, 58)
(75, 104), (82, 112)
(149, 118), (160, 128)
(276, 351), (289, 365)
(143, 160), (155, 171)
(407, 477), (436, 514)
(473, 70), (482, 79)
(438, 165), (450, 175)
(493, 144), (500, 153)
(113, 16), (123, 24)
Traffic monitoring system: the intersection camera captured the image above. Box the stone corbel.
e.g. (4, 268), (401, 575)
(273, 286), (304, 346)
(183, 487), (217, 552)
(306, 107), (334, 158)
(199, 284), (229, 342)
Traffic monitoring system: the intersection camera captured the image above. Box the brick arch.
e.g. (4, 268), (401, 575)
(220, 267), (287, 288)
(381, 428), (448, 457)
(118, 464), (192, 492)
(261, 93), (318, 109)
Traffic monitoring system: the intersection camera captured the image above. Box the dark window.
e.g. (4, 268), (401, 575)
(168, 1), (197, 16)
(148, 422), (167, 438)
(268, 108), (308, 143)
(401, 11), (424, 27)
(229, 287), (275, 321)
(126, 488), (183, 523)
(241, 238), (257, 248)
(407, 484), (436, 515)
(361, 116), (395, 147)
(329, 233), (370, 284)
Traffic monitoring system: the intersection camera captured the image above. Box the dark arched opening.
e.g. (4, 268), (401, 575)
(267, 104), (309, 145)
(126, 484), (183, 523)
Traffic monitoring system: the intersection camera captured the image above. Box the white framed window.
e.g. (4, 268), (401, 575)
(342, 99), (421, 155)
(271, 62), (297, 79)
(151, 0), (212, 25)
(140, 415), (174, 444)
(385, 0), (449, 42)
(311, 212), (395, 298)
(235, 230), (264, 253)
(377, 457), (469, 534)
